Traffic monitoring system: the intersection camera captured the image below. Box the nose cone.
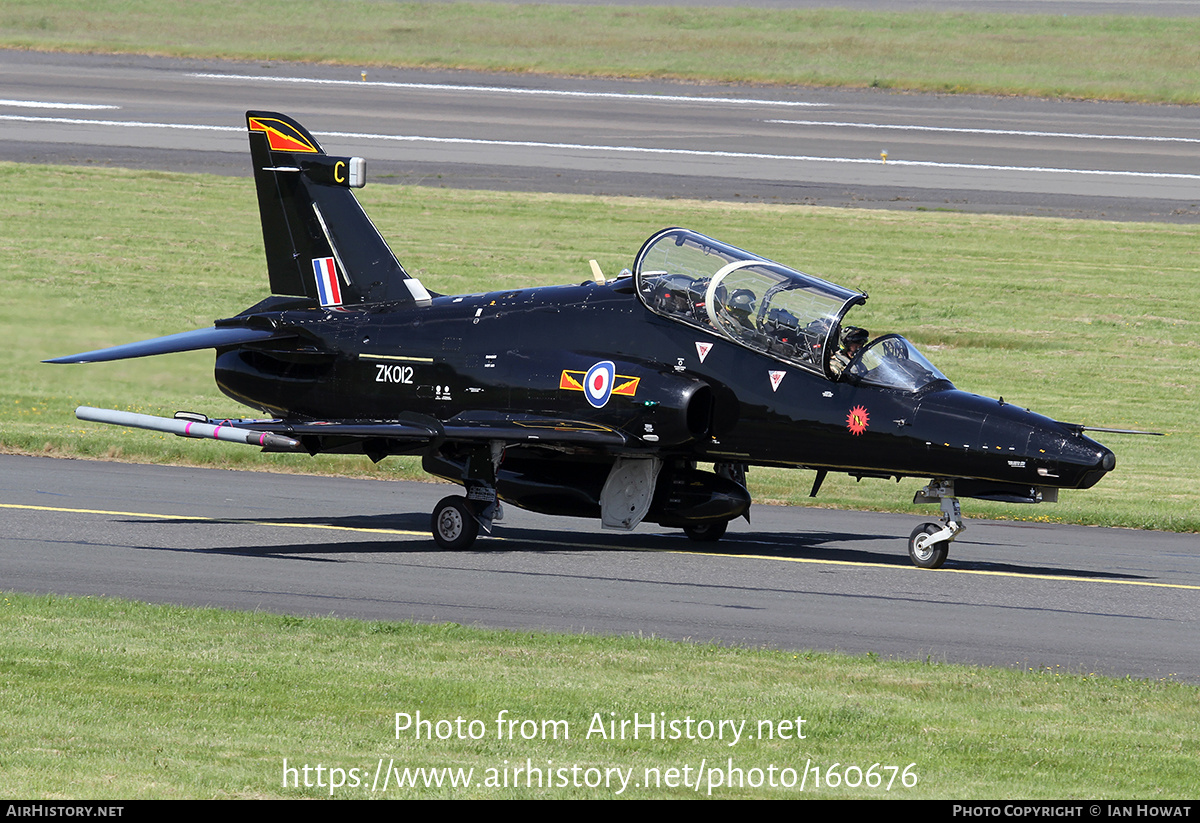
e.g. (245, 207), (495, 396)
(988, 403), (1116, 490)
(1033, 426), (1115, 489)
(1090, 445), (1117, 486)
(915, 391), (1116, 490)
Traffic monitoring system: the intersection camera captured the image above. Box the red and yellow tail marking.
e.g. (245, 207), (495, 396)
(248, 116), (319, 153)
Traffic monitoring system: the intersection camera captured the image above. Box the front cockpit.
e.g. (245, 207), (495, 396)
(842, 334), (953, 393)
(633, 228), (951, 392)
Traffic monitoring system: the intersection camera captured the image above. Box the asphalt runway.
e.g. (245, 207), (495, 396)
(2, 49), (1198, 221)
(4, 455), (1198, 682)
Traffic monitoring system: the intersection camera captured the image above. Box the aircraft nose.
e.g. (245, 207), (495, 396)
(916, 391), (1118, 491)
(1100, 448), (1116, 472)
(1078, 441), (1116, 488)
(1031, 426), (1115, 490)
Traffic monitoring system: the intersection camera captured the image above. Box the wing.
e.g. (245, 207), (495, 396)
(72, 407), (628, 461)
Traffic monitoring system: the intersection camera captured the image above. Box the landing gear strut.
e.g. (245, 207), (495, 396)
(909, 480), (965, 569)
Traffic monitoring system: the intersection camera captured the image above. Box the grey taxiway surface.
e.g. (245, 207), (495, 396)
(4, 455), (1198, 682)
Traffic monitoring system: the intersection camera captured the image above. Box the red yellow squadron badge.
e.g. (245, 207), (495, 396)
(847, 405), (870, 436)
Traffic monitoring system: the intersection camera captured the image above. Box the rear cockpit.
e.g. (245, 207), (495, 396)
(634, 228), (866, 380)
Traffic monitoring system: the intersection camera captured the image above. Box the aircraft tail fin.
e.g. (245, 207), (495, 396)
(246, 111), (432, 307)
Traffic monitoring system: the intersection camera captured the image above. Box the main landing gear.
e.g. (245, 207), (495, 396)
(908, 480), (965, 570)
(432, 495), (479, 551)
(680, 461), (745, 542)
(682, 520), (729, 542)
(430, 441), (504, 551)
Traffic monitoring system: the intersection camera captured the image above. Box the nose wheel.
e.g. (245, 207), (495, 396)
(908, 523), (949, 569)
(909, 480), (965, 569)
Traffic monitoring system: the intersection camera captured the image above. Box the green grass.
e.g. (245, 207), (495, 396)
(2, 591), (1197, 799)
(4, 163), (1197, 531)
(4, 0), (1200, 102)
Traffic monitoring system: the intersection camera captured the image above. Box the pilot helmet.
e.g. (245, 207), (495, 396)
(841, 326), (868, 348)
(729, 288), (756, 314)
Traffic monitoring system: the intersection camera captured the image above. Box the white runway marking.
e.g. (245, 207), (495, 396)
(188, 71), (830, 107)
(318, 129), (1200, 180)
(8, 114), (1199, 181)
(766, 118), (1200, 144)
(0, 114), (239, 132)
(0, 99), (119, 110)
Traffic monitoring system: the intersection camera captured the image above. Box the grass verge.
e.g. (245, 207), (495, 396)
(3, 1), (1200, 102)
(3, 591), (1197, 798)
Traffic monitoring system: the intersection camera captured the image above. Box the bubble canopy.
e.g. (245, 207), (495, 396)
(633, 228), (868, 380)
(633, 228), (952, 392)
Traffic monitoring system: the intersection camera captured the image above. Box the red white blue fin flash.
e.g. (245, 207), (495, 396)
(312, 257), (342, 307)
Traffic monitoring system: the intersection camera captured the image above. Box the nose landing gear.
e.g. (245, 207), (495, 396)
(909, 480), (964, 569)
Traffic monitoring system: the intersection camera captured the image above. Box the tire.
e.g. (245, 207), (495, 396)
(682, 520), (728, 542)
(908, 523), (949, 569)
(432, 496), (479, 551)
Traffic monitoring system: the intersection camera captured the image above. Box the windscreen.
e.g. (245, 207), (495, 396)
(842, 335), (953, 392)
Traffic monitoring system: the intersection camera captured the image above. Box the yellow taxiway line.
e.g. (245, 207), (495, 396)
(4, 502), (1197, 591)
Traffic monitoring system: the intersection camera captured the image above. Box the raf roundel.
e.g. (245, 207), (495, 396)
(583, 361), (616, 408)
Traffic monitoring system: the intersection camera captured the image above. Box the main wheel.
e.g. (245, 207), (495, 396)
(683, 520), (728, 542)
(908, 523), (949, 569)
(432, 496), (479, 550)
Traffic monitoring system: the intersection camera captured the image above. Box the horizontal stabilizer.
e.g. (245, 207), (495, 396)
(45, 326), (289, 364)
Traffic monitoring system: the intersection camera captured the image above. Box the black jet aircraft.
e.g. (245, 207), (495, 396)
(49, 111), (1120, 569)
